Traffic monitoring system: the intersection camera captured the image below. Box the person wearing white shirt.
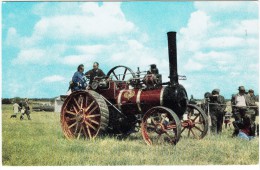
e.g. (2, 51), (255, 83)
(10, 102), (21, 118)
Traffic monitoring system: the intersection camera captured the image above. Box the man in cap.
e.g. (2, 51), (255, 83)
(208, 89), (226, 134)
(85, 62), (105, 85)
(201, 92), (211, 116)
(232, 86), (257, 137)
(232, 86), (250, 121)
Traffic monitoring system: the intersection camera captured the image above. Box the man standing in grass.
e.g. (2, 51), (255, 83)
(247, 89), (258, 118)
(209, 89), (226, 134)
(20, 98), (31, 120)
(232, 86), (249, 121)
(10, 102), (20, 118)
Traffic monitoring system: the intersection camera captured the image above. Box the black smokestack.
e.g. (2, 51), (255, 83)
(167, 31), (178, 85)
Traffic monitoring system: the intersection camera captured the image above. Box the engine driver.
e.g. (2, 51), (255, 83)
(85, 62), (105, 85)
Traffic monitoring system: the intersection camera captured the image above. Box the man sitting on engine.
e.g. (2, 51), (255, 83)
(85, 62), (105, 85)
(70, 64), (88, 91)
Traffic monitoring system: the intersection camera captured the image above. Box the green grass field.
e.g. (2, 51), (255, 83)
(2, 104), (259, 165)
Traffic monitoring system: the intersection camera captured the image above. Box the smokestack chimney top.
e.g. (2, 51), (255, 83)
(167, 31), (178, 85)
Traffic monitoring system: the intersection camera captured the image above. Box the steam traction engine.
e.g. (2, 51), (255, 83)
(60, 32), (208, 145)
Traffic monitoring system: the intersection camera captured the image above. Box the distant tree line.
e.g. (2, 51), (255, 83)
(2, 97), (56, 104)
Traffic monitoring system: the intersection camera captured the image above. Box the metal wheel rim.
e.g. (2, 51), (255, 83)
(181, 104), (208, 139)
(60, 91), (102, 139)
(141, 106), (181, 145)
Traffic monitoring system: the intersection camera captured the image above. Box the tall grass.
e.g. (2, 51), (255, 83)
(2, 104), (259, 165)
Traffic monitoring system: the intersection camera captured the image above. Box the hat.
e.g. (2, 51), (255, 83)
(238, 86), (245, 91)
(212, 89), (220, 93)
(248, 89), (254, 93)
(204, 92), (211, 98)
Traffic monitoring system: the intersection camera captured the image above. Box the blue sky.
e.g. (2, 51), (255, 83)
(2, 1), (259, 99)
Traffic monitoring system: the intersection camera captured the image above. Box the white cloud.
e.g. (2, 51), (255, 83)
(184, 59), (204, 71)
(75, 44), (113, 55)
(179, 10), (213, 52)
(9, 2), (138, 66)
(31, 2), (135, 41)
(8, 82), (23, 97)
(207, 37), (244, 49)
(12, 48), (46, 65)
(193, 51), (233, 64)
(178, 1), (258, 98)
(6, 27), (20, 46)
(194, 1), (258, 16)
(61, 55), (95, 66)
(42, 75), (65, 83)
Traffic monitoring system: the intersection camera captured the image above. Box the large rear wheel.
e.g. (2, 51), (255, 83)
(60, 90), (109, 139)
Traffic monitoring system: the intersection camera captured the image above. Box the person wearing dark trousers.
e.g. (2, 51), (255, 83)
(209, 89), (226, 134)
(20, 98), (31, 120)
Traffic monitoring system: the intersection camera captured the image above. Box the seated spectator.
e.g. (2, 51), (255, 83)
(70, 64), (88, 92)
(232, 111), (256, 141)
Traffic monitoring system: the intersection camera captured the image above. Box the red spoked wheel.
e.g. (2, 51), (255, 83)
(141, 106), (181, 145)
(181, 104), (208, 139)
(60, 90), (109, 139)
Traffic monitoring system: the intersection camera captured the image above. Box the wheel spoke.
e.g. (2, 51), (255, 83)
(72, 105), (79, 114)
(190, 129), (199, 139)
(122, 68), (127, 81)
(194, 125), (203, 132)
(160, 117), (166, 123)
(84, 101), (95, 113)
(164, 132), (175, 144)
(74, 122), (79, 134)
(82, 126), (87, 139)
(192, 114), (200, 122)
(73, 98), (81, 110)
(112, 71), (119, 80)
(84, 121), (97, 131)
(66, 117), (76, 121)
(68, 121), (77, 129)
(181, 127), (186, 133)
(88, 105), (98, 115)
(88, 118), (99, 125)
(77, 126), (83, 139)
(187, 129), (191, 137)
(66, 110), (76, 116)
(80, 96), (83, 109)
(86, 125), (92, 139)
(85, 114), (100, 118)
(187, 112), (191, 119)
(151, 117), (157, 125)
(146, 124), (155, 129)
(166, 124), (176, 130)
